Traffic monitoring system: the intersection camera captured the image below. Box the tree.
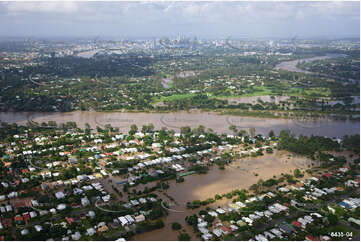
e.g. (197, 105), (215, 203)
(229, 125), (238, 134)
(96, 126), (103, 133)
(327, 214), (339, 226)
(293, 168), (303, 178)
(48, 120), (57, 127)
(238, 129), (248, 137)
(250, 184), (259, 193)
(204, 214), (215, 223)
(180, 126), (191, 134)
(199, 210), (208, 216)
(178, 232), (191, 241)
(193, 125), (206, 135)
(171, 222), (182, 230)
(148, 207), (164, 220)
(142, 123), (155, 133)
(268, 130), (275, 137)
(266, 147), (273, 153)
(129, 124), (138, 135)
(185, 215), (197, 226)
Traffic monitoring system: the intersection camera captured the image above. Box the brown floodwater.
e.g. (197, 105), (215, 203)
(131, 150), (314, 241)
(274, 53), (347, 74)
(0, 110), (358, 138)
(0, 108), (352, 240)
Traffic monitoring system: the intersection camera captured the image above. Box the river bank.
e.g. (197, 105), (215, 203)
(274, 53), (347, 74)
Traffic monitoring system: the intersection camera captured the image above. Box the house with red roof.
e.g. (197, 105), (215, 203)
(306, 235), (319, 241)
(25, 200), (32, 207)
(220, 226), (232, 235)
(71, 203), (81, 208)
(14, 215), (24, 224)
(322, 173), (332, 179)
(22, 213), (30, 223)
(14, 201), (25, 209)
(21, 168), (29, 174)
(65, 217), (74, 225)
(292, 220), (302, 229)
(335, 186), (344, 191)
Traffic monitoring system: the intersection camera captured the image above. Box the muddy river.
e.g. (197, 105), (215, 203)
(274, 53), (347, 74)
(0, 111), (359, 137)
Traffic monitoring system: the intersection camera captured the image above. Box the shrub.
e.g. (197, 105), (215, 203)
(178, 232), (191, 241)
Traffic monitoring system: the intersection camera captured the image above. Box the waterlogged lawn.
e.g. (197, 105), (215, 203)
(285, 87), (332, 97)
(152, 85), (331, 105)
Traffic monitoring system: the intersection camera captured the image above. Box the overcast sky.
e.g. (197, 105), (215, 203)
(0, 1), (359, 39)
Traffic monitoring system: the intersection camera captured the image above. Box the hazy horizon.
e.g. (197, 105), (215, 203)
(0, 1), (360, 39)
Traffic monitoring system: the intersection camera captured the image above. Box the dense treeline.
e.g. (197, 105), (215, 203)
(277, 130), (340, 156)
(23, 55), (155, 78)
(342, 134), (360, 154)
(163, 94), (227, 110)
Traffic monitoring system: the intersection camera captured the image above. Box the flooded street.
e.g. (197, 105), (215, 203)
(132, 150), (314, 241)
(0, 110), (359, 137)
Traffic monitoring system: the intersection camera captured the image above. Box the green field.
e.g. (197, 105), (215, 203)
(239, 86), (274, 97)
(210, 86), (273, 99)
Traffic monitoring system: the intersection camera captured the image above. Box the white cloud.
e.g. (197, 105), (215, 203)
(2, 1), (358, 21)
(5, 1), (79, 15)
(0, 1), (358, 37)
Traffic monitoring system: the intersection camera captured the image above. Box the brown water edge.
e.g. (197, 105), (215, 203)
(0, 110), (359, 137)
(221, 96), (291, 105)
(274, 54), (347, 74)
(131, 150), (314, 241)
